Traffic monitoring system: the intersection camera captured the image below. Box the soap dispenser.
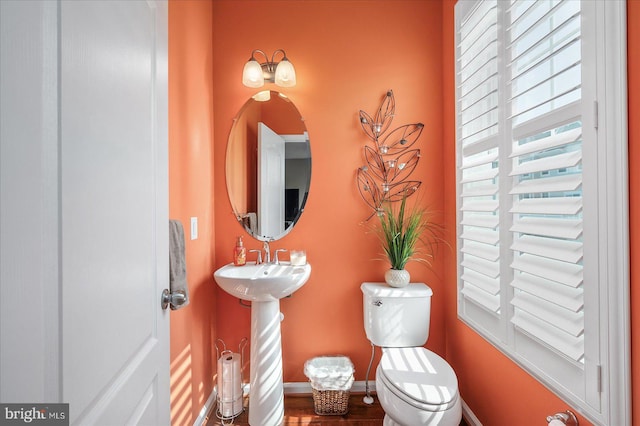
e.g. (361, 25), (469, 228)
(233, 236), (246, 266)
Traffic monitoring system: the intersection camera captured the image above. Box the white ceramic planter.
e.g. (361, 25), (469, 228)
(384, 269), (410, 287)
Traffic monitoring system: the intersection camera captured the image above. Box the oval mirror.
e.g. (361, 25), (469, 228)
(226, 90), (311, 241)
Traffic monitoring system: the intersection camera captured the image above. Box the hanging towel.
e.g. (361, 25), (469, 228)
(241, 212), (258, 234)
(169, 219), (190, 310)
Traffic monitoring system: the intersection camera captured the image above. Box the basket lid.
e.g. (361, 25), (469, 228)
(379, 347), (458, 407)
(304, 356), (354, 391)
(304, 355), (354, 379)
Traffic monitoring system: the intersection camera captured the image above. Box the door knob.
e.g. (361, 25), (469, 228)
(546, 410), (578, 426)
(161, 289), (187, 310)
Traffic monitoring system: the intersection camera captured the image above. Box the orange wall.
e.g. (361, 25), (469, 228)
(442, 1), (638, 425)
(261, 96), (307, 135)
(212, 0), (447, 383)
(168, 2), (216, 424)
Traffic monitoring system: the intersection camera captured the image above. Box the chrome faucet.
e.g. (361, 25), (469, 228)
(263, 240), (271, 264)
(249, 249), (262, 264)
(274, 249), (288, 265)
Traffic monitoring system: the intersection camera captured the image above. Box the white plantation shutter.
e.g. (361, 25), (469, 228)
(507, 0), (587, 368)
(455, 1), (629, 424)
(456, 0), (501, 321)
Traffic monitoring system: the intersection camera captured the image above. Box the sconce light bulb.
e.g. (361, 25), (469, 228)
(382, 184), (389, 192)
(400, 139), (407, 145)
(361, 117), (368, 124)
(398, 163), (406, 170)
(243, 59), (265, 88)
(374, 124), (382, 134)
(275, 58), (296, 87)
(388, 160), (396, 168)
(361, 165), (368, 171)
(379, 146), (388, 154)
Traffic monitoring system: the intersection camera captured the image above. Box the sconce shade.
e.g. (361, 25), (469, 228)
(242, 59), (264, 88)
(274, 59), (296, 87)
(242, 49), (296, 88)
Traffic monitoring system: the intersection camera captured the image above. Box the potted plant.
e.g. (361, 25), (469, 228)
(376, 193), (441, 287)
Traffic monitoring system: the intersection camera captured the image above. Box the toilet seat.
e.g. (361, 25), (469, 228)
(379, 347), (459, 412)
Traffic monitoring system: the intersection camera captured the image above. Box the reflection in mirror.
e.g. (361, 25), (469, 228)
(226, 91), (311, 241)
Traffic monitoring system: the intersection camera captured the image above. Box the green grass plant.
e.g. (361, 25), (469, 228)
(377, 193), (440, 270)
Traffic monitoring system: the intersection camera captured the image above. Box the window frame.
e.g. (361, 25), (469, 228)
(454, 1), (629, 425)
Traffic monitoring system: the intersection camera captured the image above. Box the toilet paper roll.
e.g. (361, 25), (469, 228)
(217, 352), (242, 403)
(219, 395), (243, 418)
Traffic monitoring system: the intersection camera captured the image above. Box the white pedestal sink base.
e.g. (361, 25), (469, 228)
(213, 262), (311, 426)
(249, 300), (284, 426)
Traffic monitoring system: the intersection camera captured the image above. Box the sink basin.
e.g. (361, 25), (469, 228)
(214, 262), (311, 301)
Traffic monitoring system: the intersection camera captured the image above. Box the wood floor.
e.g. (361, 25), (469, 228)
(205, 393), (469, 425)
(206, 393), (385, 425)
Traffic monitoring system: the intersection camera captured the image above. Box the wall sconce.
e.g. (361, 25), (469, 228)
(242, 49), (296, 88)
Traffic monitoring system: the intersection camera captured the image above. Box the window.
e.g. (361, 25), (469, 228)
(454, 1), (629, 424)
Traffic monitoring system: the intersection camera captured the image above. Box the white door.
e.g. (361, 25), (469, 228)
(0, 1), (170, 425)
(61, 2), (169, 424)
(257, 122), (285, 238)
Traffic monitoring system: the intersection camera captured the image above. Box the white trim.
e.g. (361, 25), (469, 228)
(283, 380), (372, 395)
(598, 1), (630, 424)
(197, 381), (479, 425)
(283, 381), (313, 394)
(0, 0), (62, 403)
(194, 388), (217, 426)
(194, 381), (372, 425)
(462, 399), (483, 426)
(281, 133), (308, 143)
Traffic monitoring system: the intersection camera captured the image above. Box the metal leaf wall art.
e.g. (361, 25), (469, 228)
(357, 90), (424, 219)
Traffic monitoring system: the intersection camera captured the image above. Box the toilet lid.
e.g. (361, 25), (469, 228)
(380, 347), (458, 407)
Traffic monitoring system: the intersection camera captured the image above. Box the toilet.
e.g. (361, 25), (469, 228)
(362, 282), (462, 426)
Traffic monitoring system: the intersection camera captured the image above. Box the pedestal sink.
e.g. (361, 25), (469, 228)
(214, 262), (311, 426)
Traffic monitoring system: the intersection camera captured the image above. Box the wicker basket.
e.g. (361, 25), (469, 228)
(311, 387), (350, 415)
(304, 356), (354, 415)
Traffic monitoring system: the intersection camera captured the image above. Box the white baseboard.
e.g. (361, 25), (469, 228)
(194, 380), (373, 425)
(194, 387), (217, 426)
(462, 398), (482, 426)
(284, 380), (373, 394)
(194, 381), (481, 426)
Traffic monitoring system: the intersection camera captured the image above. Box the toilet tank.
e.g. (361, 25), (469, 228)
(361, 282), (433, 347)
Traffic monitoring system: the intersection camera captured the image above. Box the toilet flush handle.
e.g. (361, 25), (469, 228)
(372, 299), (382, 306)
(546, 410), (578, 426)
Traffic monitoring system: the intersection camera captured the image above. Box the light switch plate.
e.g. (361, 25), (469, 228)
(190, 217), (198, 240)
